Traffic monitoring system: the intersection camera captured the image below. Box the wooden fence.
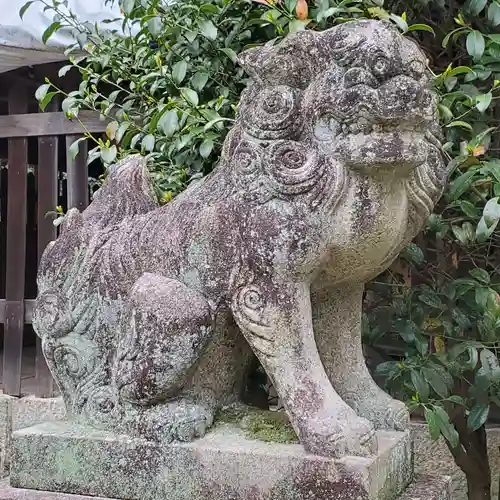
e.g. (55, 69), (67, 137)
(0, 76), (106, 397)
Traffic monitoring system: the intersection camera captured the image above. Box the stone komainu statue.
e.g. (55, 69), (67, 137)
(33, 20), (446, 458)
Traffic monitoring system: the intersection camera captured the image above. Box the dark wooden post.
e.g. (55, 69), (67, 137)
(3, 85), (28, 396)
(35, 98), (59, 397)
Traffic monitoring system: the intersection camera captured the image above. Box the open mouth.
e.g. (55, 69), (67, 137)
(342, 118), (429, 136)
(322, 117), (434, 173)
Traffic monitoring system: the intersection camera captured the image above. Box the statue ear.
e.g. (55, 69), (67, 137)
(237, 44), (273, 80)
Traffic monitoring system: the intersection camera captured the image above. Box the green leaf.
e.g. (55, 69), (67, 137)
(407, 24), (435, 34)
(115, 121), (131, 144)
(411, 370), (430, 402)
(465, 347), (479, 371)
(402, 243), (424, 265)
(141, 134), (155, 152)
(418, 291), (443, 309)
(424, 408), (441, 440)
(488, 1), (500, 25)
(199, 138), (214, 158)
(415, 334), (429, 356)
(172, 60), (188, 85)
(42, 22), (61, 44)
(158, 110), (179, 138)
(100, 145), (117, 164)
(180, 88), (199, 106)
(191, 72), (209, 92)
(220, 48), (238, 63)
(39, 91), (57, 112)
(200, 3), (220, 14)
(376, 361), (400, 377)
(19, 1), (35, 19)
(446, 120), (473, 130)
(458, 200), (478, 218)
(434, 406), (459, 448)
(390, 14), (409, 32)
(467, 0), (488, 16)
(200, 20), (217, 40)
(448, 170), (477, 201)
(58, 65), (73, 78)
(452, 307), (472, 330)
(480, 349), (500, 380)
(422, 367), (450, 398)
(35, 84), (51, 102)
(438, 104), (454, 122)
(130, 133), (142, 150)
(467, 404), (489, 431)
(147, 17), (163, 37)
(122, 0), (135, 15)
(106, 121), (119, 140)
(476, 287), (490, 308)
(442, 27), (467, 48)
(68, 137), (86, 161)
(483, 197), (500, 226)
(476, 92), (492, 112)
(289, 19), (309, 32)
(450, 66), (474, 77)
(393, 319), (418, 343)
(469, 268), (491, 284)
(466, 31), (485, 59)
(448, 395), (466, 405)
(61, 96), (78, 117)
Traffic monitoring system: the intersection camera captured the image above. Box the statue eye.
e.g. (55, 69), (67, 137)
(372, 55), (391, 78)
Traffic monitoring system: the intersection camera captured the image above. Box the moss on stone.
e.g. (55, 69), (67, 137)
(215, 406), (298, 444)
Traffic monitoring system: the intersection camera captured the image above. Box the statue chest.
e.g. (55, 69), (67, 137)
(318, 175), (410, 283)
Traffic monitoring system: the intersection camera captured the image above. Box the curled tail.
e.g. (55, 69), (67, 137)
(81, 154), (158, 231)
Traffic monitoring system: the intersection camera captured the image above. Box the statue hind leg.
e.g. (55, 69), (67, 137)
(112, 273), (218, 442)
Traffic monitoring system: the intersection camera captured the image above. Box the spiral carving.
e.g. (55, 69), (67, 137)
(232, 140), (263, 186)
(264, 140), (324, 196)
(234, 284), (268, 327)
(241, 85), (301, 140)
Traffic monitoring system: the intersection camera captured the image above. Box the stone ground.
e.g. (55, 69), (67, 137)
(412, 422), (500, 500)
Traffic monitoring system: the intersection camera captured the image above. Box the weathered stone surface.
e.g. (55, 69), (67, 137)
(32, 19), (446, 459)
(399, 475), (451, 500)
(0, 475), (452, 500)
(0, 395), (66, 478)
(10, 421), (412, 500)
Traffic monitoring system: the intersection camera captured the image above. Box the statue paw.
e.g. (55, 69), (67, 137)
(302, 415), (376, 458)
(134, 400), (216, 443)
(382, 400), (409, 431)
(341, 389), (409, 432)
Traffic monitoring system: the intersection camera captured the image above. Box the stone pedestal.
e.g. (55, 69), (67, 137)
(9, 421), (414, 500)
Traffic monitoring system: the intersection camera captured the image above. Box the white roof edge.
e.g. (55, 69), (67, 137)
(0, 0), (125, 74)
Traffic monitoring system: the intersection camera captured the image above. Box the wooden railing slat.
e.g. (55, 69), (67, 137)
(3, 86), (29, 396)
(0, 111), (107, 138)
(35, 99), (59, 397)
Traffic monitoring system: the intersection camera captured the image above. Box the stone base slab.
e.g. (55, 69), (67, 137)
(0, 475), (450, 500)
(10, 421), (413, 500)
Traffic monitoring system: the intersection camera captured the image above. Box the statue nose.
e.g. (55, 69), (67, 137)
(343, 68), (378, 89)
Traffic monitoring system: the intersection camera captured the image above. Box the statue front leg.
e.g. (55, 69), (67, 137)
(312, 283), (409, 432)
(232, 277), (375, 458)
